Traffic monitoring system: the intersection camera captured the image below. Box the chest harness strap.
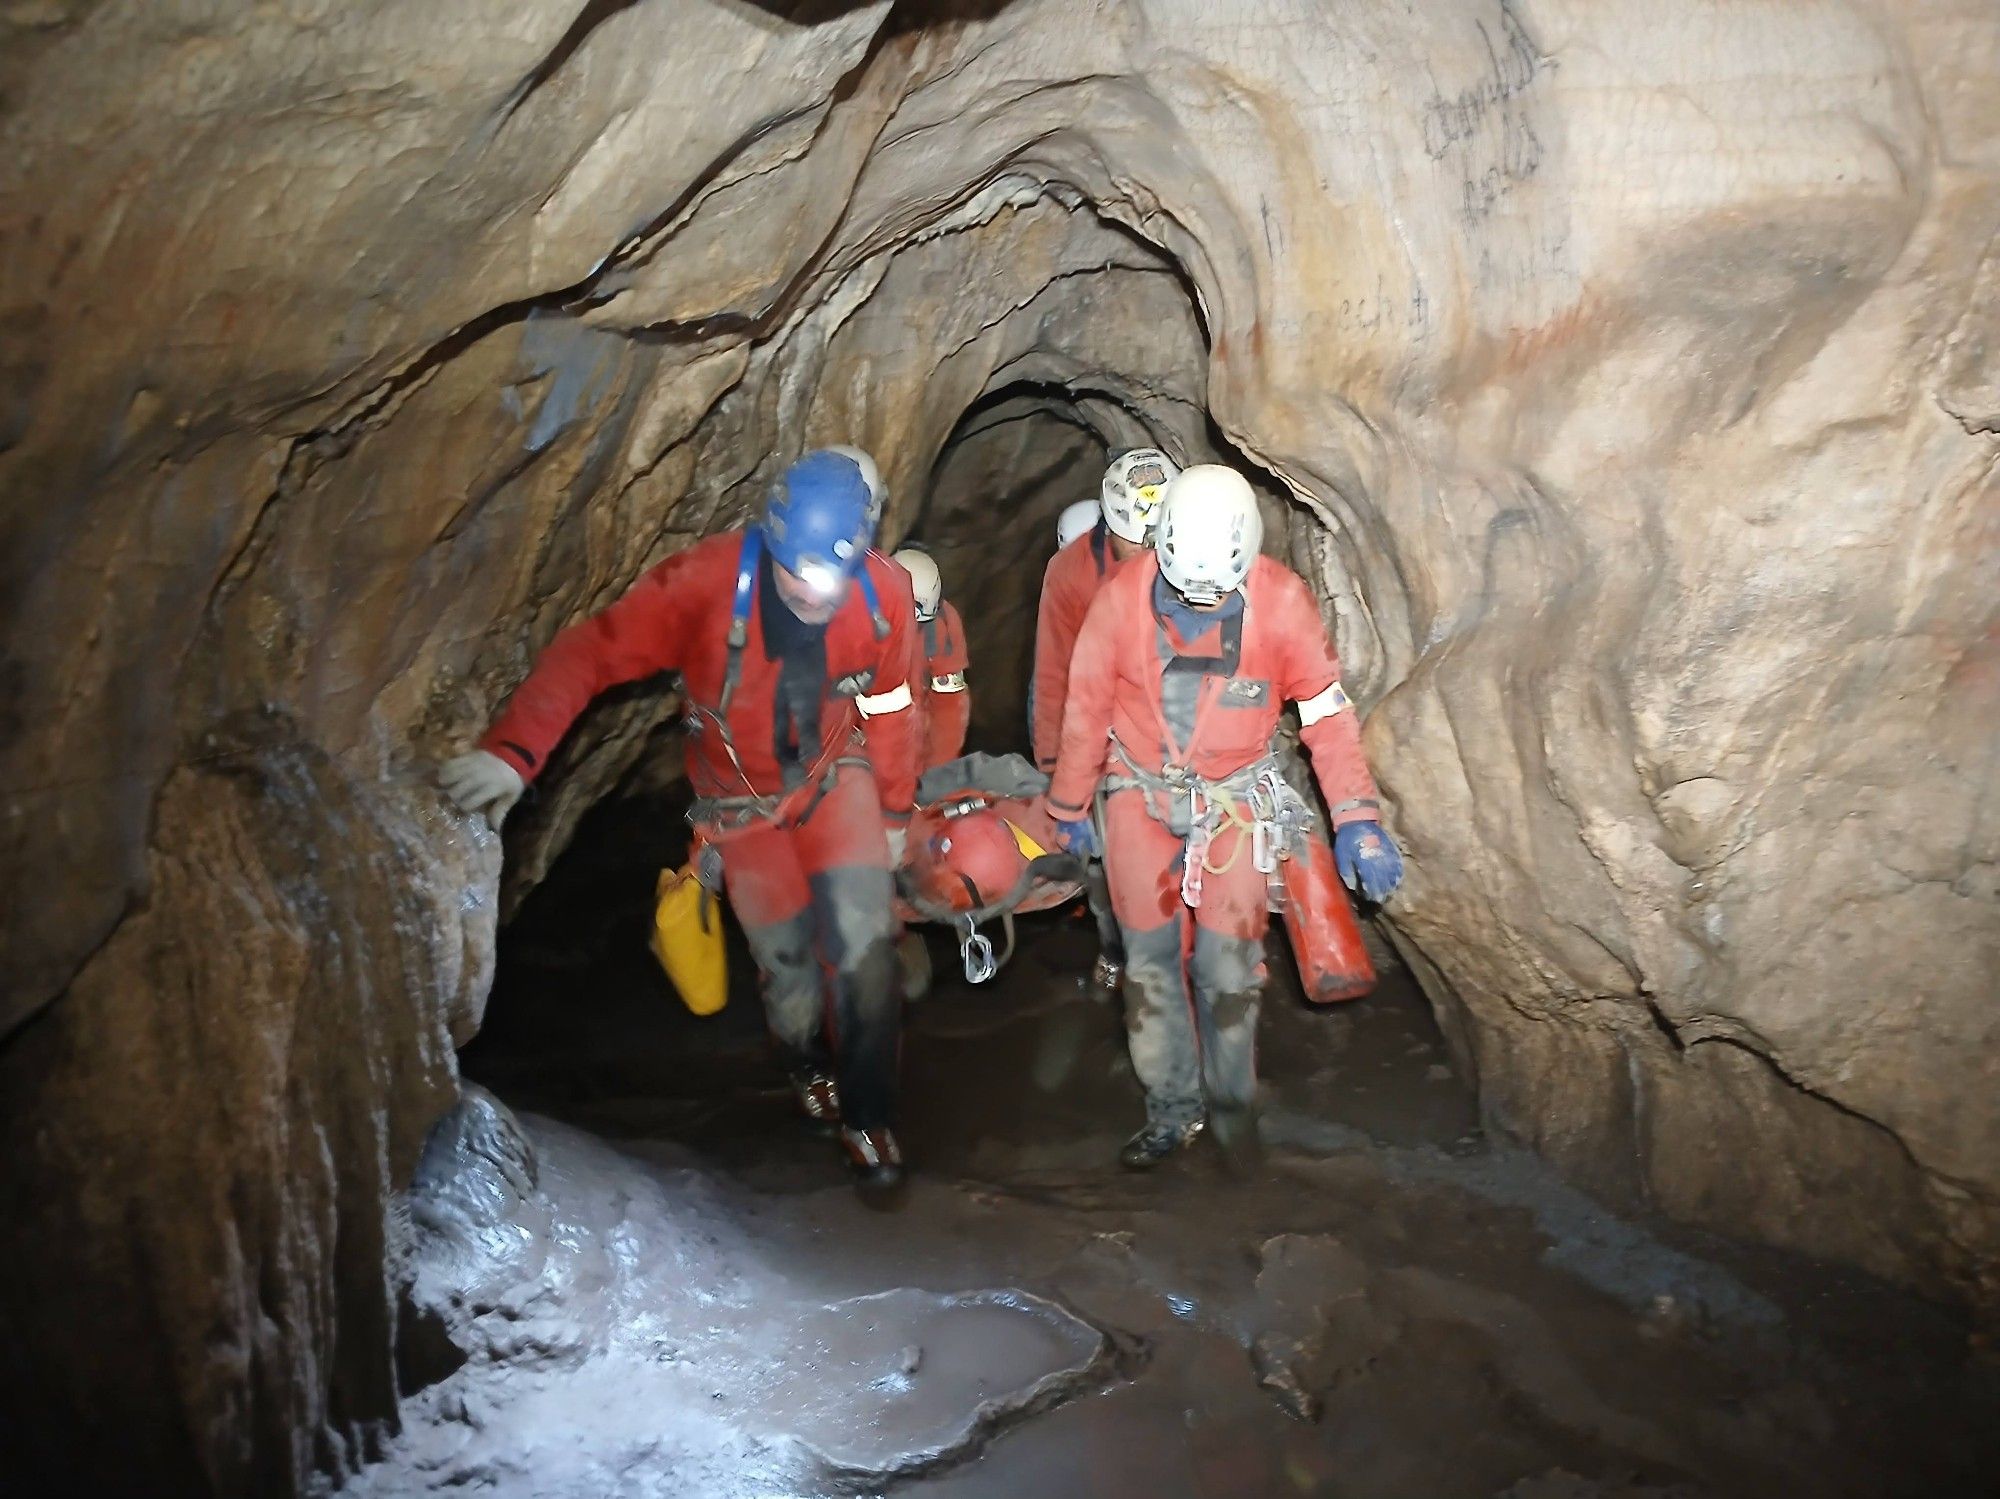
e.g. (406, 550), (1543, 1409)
(687, 530), (888, 816)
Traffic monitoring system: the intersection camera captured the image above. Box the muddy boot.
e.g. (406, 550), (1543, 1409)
(840, 1125), (905, 1190)
(1119, 1116), (1204, 1169)
(1091, 954), (1124, 995)
(792, 1070), (842, 1127)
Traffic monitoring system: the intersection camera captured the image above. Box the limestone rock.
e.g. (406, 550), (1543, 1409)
(1, 0), (1995, 1488)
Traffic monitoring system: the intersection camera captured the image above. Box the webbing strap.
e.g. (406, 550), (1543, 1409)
(1154, 603), (1243, 764)
(856, 564), (889, 640)
(718, 529), (762, 719)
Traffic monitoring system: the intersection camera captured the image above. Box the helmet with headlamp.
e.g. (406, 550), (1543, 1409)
(1155, 464), (1263, 607)
(1100, 448), (1180, 544)
(824, 444), (887, 529)
(891, 548), (942, 620)
(762, 449), (875, 599)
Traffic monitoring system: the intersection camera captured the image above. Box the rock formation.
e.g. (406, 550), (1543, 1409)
(1, 0), (1994, 1491)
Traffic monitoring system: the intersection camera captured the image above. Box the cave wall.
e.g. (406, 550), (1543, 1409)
(1, 0), (1996, 1489)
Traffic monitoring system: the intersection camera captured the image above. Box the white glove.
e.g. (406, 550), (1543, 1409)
(885, 824), (908, 865)
(438, 750), (525, 830)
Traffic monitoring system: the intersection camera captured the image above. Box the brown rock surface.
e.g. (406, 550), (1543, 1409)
(2, 0), (1995, 1489)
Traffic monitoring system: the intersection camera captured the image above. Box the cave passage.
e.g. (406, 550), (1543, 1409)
(405, 409), (1995, 1495)
(7, 4), (1998, 1496)
(362, 191), (1997, 1499)
(404, 770), (1998, 1499)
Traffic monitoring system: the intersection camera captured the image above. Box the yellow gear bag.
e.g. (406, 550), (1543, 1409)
(649, 864), (728, 1015)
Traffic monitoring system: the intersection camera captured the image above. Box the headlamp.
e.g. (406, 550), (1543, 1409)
(795, 560), (845, 598)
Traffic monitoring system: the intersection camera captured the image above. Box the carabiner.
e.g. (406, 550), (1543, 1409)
(960, 921), (998, 984)
(1253, 816), (1276, 875)
(1181, 820), (1211, 908)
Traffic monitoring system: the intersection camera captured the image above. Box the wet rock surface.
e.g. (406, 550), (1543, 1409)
(357, 1085), (1117, 1496)
(347, 839), (1999, 1498)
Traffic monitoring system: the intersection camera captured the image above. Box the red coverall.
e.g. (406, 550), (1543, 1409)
(1031, 526), (1130, 772)
(1046, 552), (1381, 1129)
(1031, 524), (1134, 964)
(482, 531), (922, 1130)
(916, 600), (971, 770)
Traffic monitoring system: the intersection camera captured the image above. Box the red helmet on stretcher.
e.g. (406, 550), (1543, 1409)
(905, 805), (1029, 915)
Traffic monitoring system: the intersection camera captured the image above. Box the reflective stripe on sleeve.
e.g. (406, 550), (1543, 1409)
(929, 672), (967, 693)
(856, 681), (914, 717)
(1297, 679), (1352, 726)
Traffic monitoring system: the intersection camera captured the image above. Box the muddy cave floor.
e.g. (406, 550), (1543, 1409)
(351, 798), (2000, 1499)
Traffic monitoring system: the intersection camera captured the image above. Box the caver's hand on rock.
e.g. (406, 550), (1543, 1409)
(438, 749), (524, 830)
(1334, 820), (1403, 903)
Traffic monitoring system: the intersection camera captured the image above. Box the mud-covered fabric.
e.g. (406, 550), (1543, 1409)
(1102, 786), (1269, 1127)
(1119, 923), (1264, 1128)
(706, 764), (901, 1129)
(1081, 852), (1124, 965)
(1045, 551), (1380, 829)
(916, 750), (1049, 806)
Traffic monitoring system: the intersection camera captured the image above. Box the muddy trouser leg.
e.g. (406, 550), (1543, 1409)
(1083, 857), (1125, 964)
(716, 818), (825, 1076)
(1188, 820), (1272, 1115)
(1085, 790), (1125, 964)
(1103, 789), (1202, 1128)
(796, 766), (901, 1131)
(1121, 921), (1202, 1127)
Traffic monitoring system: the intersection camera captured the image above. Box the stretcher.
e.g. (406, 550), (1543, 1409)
(891, 752), (1084, 983)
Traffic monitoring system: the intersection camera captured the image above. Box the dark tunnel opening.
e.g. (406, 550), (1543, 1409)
(910, 383), (1111, 755)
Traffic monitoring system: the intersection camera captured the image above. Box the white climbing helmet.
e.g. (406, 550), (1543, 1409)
(892, 547), (942, 620)
(1155, 464), (1263, 607)
(826, 444), (887, 530)
(1100, 448), (1179, 544)
(1055, 499), (1100, 549)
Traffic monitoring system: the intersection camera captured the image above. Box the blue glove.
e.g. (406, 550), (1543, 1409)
(1334, 820), (1403, 903)
(1054, 817), (1099, 859)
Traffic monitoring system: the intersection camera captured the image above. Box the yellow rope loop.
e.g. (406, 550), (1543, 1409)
(1199, 788), (1261, 874)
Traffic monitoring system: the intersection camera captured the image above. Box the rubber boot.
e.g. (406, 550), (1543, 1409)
(1119, 1116), (1205, 1169)
(792, 1070), (841, 1127)
(841, 1125), (906, 1191)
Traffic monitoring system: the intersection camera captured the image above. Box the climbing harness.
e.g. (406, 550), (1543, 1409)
(1104, 741), (1299, 909)
(684, 530), (892, 829)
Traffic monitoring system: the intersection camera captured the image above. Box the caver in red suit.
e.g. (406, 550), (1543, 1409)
(889, 549), (972, 771)
(917, 599), (971, 770)
(1030, 449), (1181, 988)
(1044, 465), (1396, 1167)
(1031, 523), (1134, 775)
(442, 451), (919, 1186)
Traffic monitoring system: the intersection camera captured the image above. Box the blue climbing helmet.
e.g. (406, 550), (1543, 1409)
(761, 448), (875, 598)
